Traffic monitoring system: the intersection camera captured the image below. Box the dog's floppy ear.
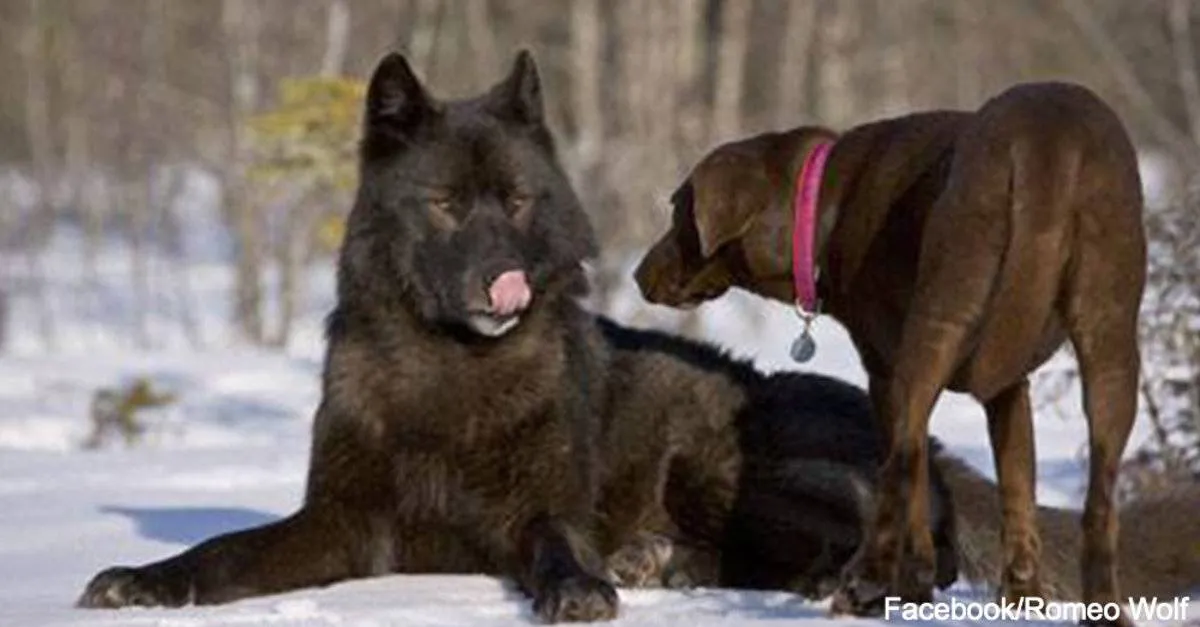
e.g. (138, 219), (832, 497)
(365, 52), (437, 135)
(691, 170), (762, 259)
(487, 49), (545, 126)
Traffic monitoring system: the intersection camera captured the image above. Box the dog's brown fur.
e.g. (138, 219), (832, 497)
(636, 82), (1148, 620)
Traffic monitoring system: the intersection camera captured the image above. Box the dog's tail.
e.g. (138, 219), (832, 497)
(936, 450), (1200, 600)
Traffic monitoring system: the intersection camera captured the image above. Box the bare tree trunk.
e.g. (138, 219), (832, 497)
(407, 0), (443, 79)
(221, 0), (265, 345)
(659, 0), (707, 338)
(63, 59), (105, 338)
(21, 0), (57, 349)
(648, 1), (681, 183)
(599, 0), (655, 249)
(616, 2), (652, 139)
(320, 0), (350, 77)
(775, 0), (819, 127)
(712, 0), (752, 141)
(954, 0), (984, 108)
(462, 0), (500, 89)
(125, 3), (173, 349)
(672, 0), (706, 158)
(1168, 0), (1200, 150)
(817, 0), (860, 129)
(877, 0), (911, 115)
(60, 8), (97, 266)
(645, 1), (674, 156)
(143, 5), (202, 349)
(157, 170), (203, 349)
(271, 211), (301, 349)
(266, 0), (354, 349)
(273, 245), (296, 348)
(431, 2), (469, 93)
(126, 180), (152, 348)
(570, 0), (602, 168)
(0, 288), (8, 351)
(1061, 0), (1195, 168)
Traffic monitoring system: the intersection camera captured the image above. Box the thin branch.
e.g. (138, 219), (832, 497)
(954, 0), (983, 108)
(1168, 0), (1200, 148)
(320, 0), (350, 77)
(1060, 0), (1197, 167)
(711, 0), (752, 140)
(775, 0), (818, 126)
(1140, 365), (1174, 455)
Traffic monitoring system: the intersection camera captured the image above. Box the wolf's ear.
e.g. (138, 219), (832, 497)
(487, 50), (544, 126)
(365, 52), (436, 134)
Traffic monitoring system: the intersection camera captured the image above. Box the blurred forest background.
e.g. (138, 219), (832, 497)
(0, 0), (1199, 488)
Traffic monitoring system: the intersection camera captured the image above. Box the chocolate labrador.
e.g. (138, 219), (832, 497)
(635, 81), (1146, 623)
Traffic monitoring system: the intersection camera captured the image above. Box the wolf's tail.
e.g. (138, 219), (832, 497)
(936, 450), (1200, 600)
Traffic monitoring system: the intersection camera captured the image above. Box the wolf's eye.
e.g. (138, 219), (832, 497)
(425, 195), (459, 230)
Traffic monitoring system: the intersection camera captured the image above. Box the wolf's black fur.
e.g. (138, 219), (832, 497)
(596, 318), (959, 595)
(599, 319), (1200, 603)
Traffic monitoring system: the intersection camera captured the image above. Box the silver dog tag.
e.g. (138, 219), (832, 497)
(790, 302), (820, 364)
(790, 331), (817, 363)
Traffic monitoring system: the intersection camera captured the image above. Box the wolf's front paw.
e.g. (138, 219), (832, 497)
(77, 566), (192, 608)
(534, 574), (619, 623)
(605, 532), (673, 588)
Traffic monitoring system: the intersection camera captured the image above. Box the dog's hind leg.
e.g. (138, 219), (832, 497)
(1062, 214), (1144, 626)
(1068, 315), (1139, 626)
(836, 324), (989, 611)
(983, 379), (1044, 601)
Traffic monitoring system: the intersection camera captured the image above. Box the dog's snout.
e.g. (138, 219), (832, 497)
(634, 242), (682, 305)
(633, 258), (657, 300)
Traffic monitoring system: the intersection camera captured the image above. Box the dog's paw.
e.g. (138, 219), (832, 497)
(77, 566), (191, 609)
(830, 545), (938, 616)
(534, 574), (619, 623)
(997, 578), (1046, 608)
(830, 560), (935, 617)
(895, 554), (936, 603)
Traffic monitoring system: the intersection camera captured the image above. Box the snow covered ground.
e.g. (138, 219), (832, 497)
(0, 226), (1181, 626)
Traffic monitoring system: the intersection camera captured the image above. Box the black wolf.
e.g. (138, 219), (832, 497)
(80, 50), (624, 622)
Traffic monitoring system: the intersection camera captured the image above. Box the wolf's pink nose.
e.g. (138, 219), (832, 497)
(487, 270), (531, 317)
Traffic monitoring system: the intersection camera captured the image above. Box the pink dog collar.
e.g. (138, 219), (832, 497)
(792, 140), (833, 316)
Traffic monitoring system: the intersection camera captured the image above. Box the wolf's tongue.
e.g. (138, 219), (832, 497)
(487, 270), (531, 317)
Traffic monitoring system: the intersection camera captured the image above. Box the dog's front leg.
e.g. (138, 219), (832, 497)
(518, 513), (618, 623)
(835, 359), (965, 613)
(832, 443), (934, 615)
